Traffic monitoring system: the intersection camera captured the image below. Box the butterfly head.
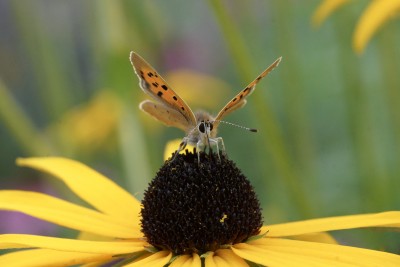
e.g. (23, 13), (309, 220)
(180, 110), (217, 146)
(198, 120), (213, 135)
(195, 110), (217, 131)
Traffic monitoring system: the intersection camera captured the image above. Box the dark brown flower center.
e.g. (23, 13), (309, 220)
(140, 151), (262, 255)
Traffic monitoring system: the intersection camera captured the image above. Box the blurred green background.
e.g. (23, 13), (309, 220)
(0, 0), (399, 253)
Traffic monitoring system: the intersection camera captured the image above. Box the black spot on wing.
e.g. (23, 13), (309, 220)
(152, 82), (159, 87)
(147, 72), (154, 77)
(157, 91), (163, 97)
(173, 96), (178, 101)
(181, 107), (185, 111)
(232, 97), (237, 102)
(162, 85), (168, 90)
(243, 87), (249, 93)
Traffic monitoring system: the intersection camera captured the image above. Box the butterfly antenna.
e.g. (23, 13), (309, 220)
(213, 120), (258, 133)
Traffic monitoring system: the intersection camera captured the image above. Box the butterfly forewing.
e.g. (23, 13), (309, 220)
(130, 52), (197, 127)
(214, 56), (282, 126)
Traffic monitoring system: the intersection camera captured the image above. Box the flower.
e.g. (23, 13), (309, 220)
(48, 90), (122, 154)
(0, 182), (58, 236)
(1, 154), (400, 266)
(163, 70), (231, 110)
(312, 0), (400, 54)
(352, 0), (400, 54)
(311, 0), (351, 28)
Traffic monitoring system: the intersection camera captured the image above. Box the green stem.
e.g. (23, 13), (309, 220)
(333, 9), (382, 211)
(118, 105), (152, 196)
(206, 1), (254, 81)
(376, 23), (400, 207)
(272, 1), (317, 178)
(0, 80), (54, 155)
(11, 1), (73, 120)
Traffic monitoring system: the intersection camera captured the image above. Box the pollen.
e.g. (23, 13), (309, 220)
(140, 151), (263, 255)
(220, 213), (228, 223)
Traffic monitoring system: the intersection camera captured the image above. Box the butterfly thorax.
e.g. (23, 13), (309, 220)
(183, 110), (217, 146)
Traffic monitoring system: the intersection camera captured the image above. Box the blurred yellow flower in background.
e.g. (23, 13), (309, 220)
(312, 0), (350, 26)
(48, 90), (121, 155)
(312, 0), (400, 54)
(353, 0), (400, 53)
(164, 70), (230, 110)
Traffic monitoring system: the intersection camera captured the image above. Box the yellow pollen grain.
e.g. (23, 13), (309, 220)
(220, 213), (228, 223)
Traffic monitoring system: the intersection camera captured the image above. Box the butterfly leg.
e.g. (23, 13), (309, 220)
(196, 137), (223, 162)
(196, 140), (206, 163)
(207, 138), (221, 161)
(215, 137), (226, 155)
(171, 138), (188, 161)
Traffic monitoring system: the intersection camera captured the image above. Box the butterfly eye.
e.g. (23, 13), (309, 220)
(209, 122), (213, 131)
(198, 121), (206, 133)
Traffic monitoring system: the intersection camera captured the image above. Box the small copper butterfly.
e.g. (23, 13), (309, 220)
(130, 52), (282, 160)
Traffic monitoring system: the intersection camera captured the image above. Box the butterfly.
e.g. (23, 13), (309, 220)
(130, 52), (282, 161)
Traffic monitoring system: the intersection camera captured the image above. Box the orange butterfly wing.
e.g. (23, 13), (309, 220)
(139, 100), (190, 132)
(130, 52), (197, 127)
(214, 56), (282, 127)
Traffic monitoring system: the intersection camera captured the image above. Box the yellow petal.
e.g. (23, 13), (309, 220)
(383, 223), (400, 228)
(205, 249), (248, 267)
(0, 190), (140, 238)
(0, 248), (112, 267)
(264, 211), (400, 237)
(0, 234), (146, 254)
(170, 254), (201, 267)
(290, 232), (338, 244)
(233, 238), (400, 267)
(77, 231), (114, 241)
(16, 157), (140, 226)
(80, 260), (116, 267)
(164, 139), (195, 161)
(125, 250), (172, 267)
(353, 0), (400, 54)
(311, 0), (351, 27)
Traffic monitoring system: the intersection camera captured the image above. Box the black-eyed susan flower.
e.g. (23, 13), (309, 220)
(1, 153), (400, 266)
(312, 0), (400, 54)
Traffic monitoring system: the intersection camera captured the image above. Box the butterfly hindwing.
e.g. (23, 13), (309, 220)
(130, 52), (197, 127)
(140, 100), (192, 132)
